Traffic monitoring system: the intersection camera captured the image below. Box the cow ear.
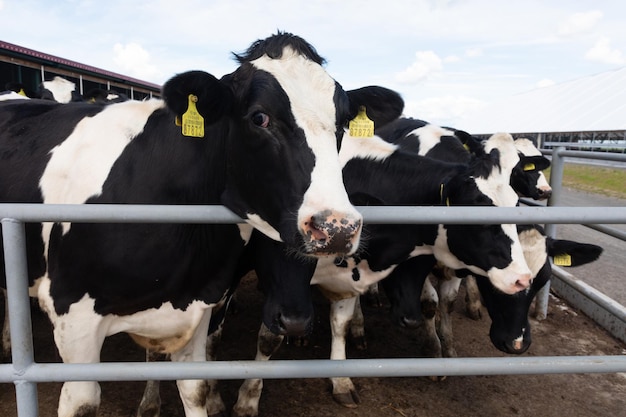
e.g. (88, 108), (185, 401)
(347, 86), (404, 128)
(519, 155), (550, 171)
(546, 239), (603, 266)
(455, 130), (485, 155)
(162, 70), (233, 125)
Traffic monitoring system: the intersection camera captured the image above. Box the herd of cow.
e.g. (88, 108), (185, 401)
(0, 32), (603, 417)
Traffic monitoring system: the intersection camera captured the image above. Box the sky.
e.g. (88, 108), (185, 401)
(2, 0), (626, 128)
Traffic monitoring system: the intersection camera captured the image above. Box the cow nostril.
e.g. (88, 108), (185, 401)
(308, 224), (327, 243)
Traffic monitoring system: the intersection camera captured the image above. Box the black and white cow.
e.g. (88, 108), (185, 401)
(367, 118), (598, 359)
(0, 32), (407, 417)
(387, 225), (603, 358)
(38, 76), (84, 103)
(470, 225), (602, 353)
(82, 88), (130, 104)
(226, 129), (533, 415)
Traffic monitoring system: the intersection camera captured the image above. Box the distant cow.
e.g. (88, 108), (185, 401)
(38, 76), (84, 103)
(0, 32), (406, 417)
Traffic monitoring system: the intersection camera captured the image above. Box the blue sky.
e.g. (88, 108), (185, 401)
(2, 0), (626, 127)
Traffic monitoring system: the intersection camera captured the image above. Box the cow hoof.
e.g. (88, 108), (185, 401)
(428, 375), (447, 382)
(232, 409), (257, 417)
(136, 404), (160, 417)
(333, 390), (361, 408)
(466, 307), (482, 320)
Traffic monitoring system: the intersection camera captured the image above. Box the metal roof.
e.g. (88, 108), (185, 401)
(0, 40), (161, 91)
(460, 66), (626, 135)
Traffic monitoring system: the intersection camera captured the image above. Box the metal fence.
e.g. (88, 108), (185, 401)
(1, 147), (626, 417)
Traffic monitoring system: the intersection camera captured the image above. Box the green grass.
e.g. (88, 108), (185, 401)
(545, 164), (626, 199)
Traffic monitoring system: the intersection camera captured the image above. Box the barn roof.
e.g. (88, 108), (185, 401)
(460, 66), (626, 135)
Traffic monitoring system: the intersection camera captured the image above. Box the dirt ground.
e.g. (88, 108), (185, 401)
(2, 271), (625, 417)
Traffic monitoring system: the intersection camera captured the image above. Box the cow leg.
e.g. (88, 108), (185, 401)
(1, 288), (11, 360)
(464, 275), (483, 320)
(205, 323), (227, 417)
(52, 315), (106, 417)
(232, 323), (285, 417)
(411, 277), (445, 382)
(418, 278), (443, 359)
(137, 350), (168, 417)
(436, 275), (461, 358)
(170, 308), (214, 417)
(348, 296), (367, 350)
(329, 296), (360, 408)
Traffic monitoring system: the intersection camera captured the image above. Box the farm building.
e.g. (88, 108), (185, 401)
(0, 40), (160, 101)
(461, 66), (626, 153)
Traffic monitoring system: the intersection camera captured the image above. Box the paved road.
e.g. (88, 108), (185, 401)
(540, 187), (626, 306)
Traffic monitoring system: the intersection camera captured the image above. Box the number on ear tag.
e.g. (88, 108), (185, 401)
(553, 254), (572, 266)
(181, 94), (204, 138)
(349, 106), (374, 138)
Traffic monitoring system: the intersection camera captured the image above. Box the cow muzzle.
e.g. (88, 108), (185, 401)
(492, 332), (531, 355)
(489, 269), (532, 295)
(536, 186), (552, 200)
(300, 210), (362, 256)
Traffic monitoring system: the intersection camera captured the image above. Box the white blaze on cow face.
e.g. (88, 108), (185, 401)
(518, 227), (548, 276)
(42, 76), (77, 103)
(514, 138), (552, 195)
(433, 225), (531, 295)
(251, 47), (363, 254)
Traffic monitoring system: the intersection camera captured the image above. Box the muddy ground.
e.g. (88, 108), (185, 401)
(2, 271), (625, 417)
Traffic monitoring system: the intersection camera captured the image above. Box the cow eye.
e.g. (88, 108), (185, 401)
(251, 111), (270, 128)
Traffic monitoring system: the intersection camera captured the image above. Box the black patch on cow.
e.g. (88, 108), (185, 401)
(351, 268), (360, 281)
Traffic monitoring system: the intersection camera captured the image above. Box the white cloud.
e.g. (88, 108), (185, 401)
(404, 95), (486, 127)
(113, 42), (161, 80)
(465, 48), (483, 58)
(584, 37), (625, 65)
(558, 10), (603, 36)
(395, 51), (443, 84)
(536, 79), (555, 88)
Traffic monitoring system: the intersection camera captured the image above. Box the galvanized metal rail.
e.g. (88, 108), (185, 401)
(1, 201), (626, 417)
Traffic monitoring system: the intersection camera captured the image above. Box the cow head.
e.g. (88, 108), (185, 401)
(511, 138), (552, 200)
(477, 225), (602, 354)
(162, 32), (404, 257)
(39, 76), (83, 103)
(247, 231), (316, 336)
(435, 133), (533, 295)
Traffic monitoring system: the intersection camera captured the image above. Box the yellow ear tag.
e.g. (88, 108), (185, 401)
(181, 94), (204, 138)
(523, 163), (536, 171)
(349, 106), (374, 138)
(463, 143), (470, 152)
(18, 88), (27, 97)
(553, 253), (572, 266)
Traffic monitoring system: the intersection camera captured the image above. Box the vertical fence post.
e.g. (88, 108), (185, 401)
(2, 218), (39, 417)
(534, 146), (566, 320)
